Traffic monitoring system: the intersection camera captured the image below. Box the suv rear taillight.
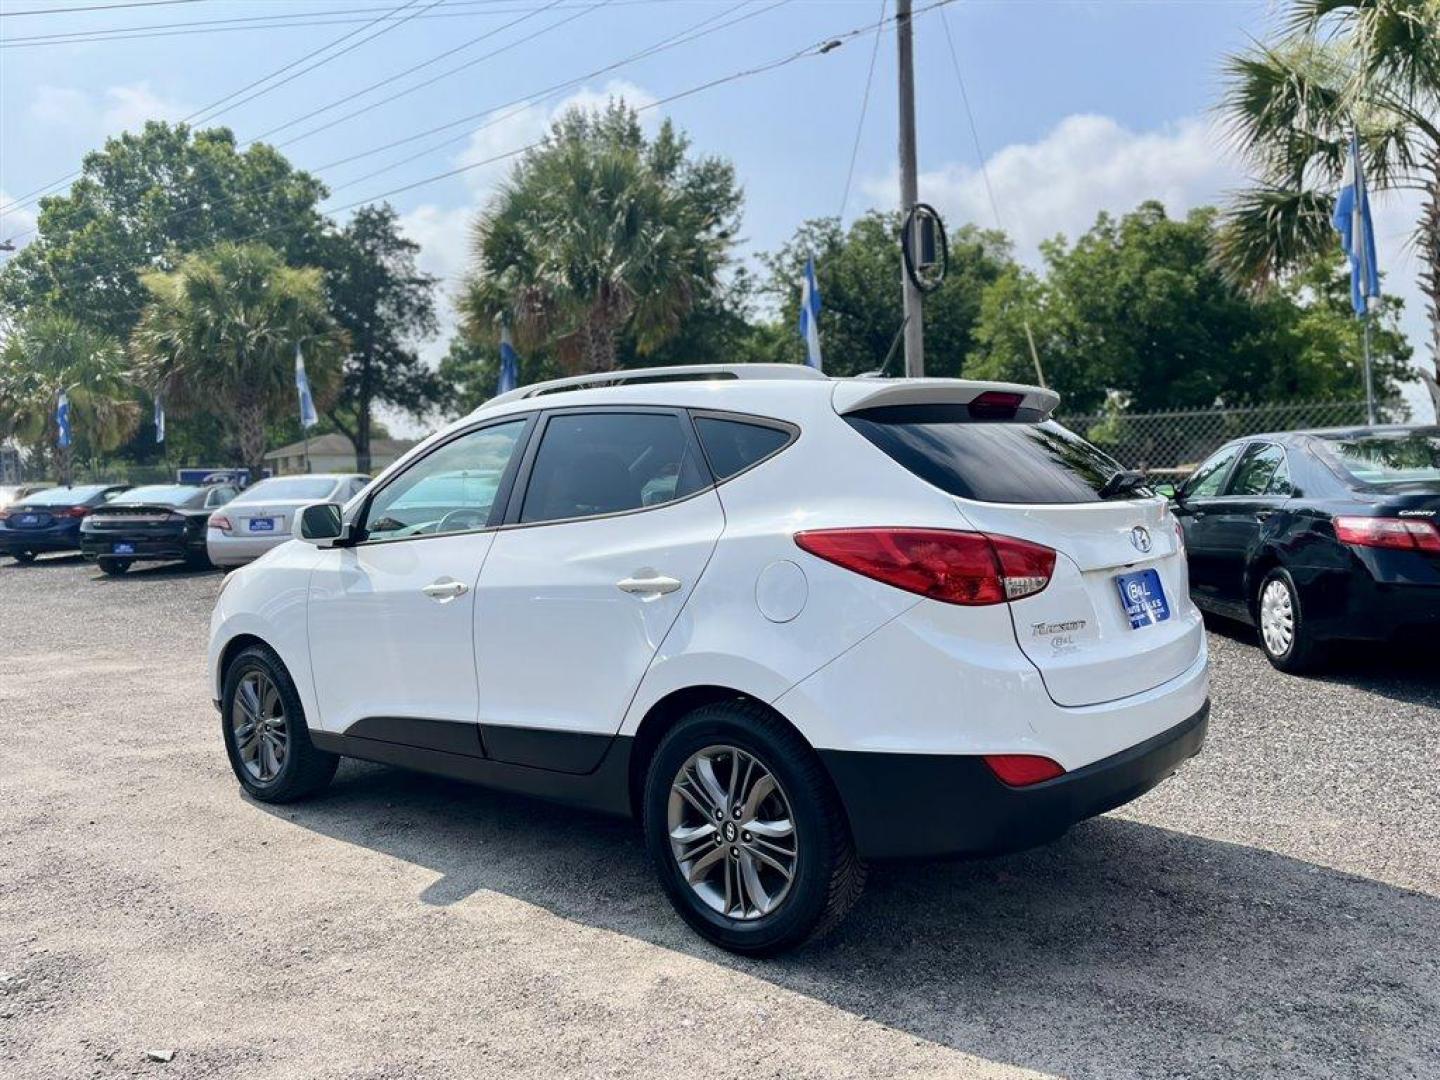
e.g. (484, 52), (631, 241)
(1333, 516), (1440, 553)
(969, 390), (1025, 419)
(793, 528), (1055, 605)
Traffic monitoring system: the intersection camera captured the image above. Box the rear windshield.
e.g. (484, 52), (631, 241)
(233, 477), (338, 503)
(112, 485), (200, 506)
(846, 405), (1127, 504)
(20, 485), (109, 505)
(1315, 431), (1440, 488)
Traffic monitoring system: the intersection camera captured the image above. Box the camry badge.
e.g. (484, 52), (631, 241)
(1130, 526), (1152, 554)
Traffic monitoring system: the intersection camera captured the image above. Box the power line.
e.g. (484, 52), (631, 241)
(0, 0), (211, 17)
(0, 0), (430, 215)
(0, 0), (670, 48)
(3, 0), (774, 241)
(5, 0), (956, 267)
(837, 0), (886, 222)
(256, 0), (587, 145)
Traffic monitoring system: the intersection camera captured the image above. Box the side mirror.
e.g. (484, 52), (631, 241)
(297, 502), (347, 547)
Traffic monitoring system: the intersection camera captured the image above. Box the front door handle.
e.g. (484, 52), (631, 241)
(422, 579), (469, 602)
(617, 574), (682, 597)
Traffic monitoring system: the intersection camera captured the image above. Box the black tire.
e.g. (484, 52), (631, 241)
(643, 699), (865, 955)
(1257, 567), (1324, 673)
(220, 644), (338, 803)
(185, 550), (213, 570)
(11, 550), (35, 564)
(97, 558), (131, 576)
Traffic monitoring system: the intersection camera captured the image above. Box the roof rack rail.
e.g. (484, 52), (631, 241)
(483, 363), (827, 407)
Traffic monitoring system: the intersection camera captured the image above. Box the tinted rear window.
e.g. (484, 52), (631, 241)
(20, 485), (110, 505)
(112, 485), (201, 506)
(1315, 431), (1440, 488)
(233, 477), (339, 503)
(694, 417), (793, 480)
(846, 405), (1125, 504)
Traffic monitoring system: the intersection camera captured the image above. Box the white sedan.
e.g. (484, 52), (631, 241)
(207, 474), (369, 567)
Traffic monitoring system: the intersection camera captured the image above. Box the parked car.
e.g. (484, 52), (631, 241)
(0, 484), (52, 510)
(82, 483), (240, 575)
(208, 365), (1209, 954)
(0, 483), (130, 563)
(207, 473), (370, 567)
(1168, 425), (1440, 671)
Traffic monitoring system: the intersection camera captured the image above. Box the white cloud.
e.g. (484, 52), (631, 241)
(0, 191), (39, 248)
(860, 112), (1433, 410)
(458, 78), (659, 197)
(862, 113), (1238, 262)
(28, 81), (190, 141)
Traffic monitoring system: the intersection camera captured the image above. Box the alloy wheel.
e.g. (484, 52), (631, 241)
(1259, 578), (1294, 657)
(231, 669), (289, 783)
(667, 745), (798, 920)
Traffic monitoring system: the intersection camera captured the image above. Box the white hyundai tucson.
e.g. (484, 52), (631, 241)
(209, 365), (1209, 954)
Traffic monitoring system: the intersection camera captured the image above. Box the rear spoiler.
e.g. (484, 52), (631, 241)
(832, 378), (1060, 419)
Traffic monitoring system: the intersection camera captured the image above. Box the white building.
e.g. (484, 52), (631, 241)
(264, 433), (417, 476)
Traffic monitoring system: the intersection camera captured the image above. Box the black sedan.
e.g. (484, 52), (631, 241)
(1167, 425), (1440, 672)
(80, 483), (240, 575)
(0, 483), (131, 563)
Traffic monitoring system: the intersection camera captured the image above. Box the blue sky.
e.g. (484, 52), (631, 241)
(1, 0), (1428, 421)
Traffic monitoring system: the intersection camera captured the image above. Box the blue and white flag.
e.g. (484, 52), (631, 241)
(56, 391), (72, 448)
(295, 343), (318, 429)
(498, 320), (520, 395)
(798, 255), (823, 371)
(154, 395), (165, 444)
(1332, 132), (1381, 316)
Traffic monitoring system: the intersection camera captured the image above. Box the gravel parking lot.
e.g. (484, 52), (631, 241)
(2, 556), (1437, 1079)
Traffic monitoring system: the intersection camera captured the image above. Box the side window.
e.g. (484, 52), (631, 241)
(694, 416), (794, 480)
(520, 412), (706, 525)
(206, 487), (235, 508)
(1183, 444), (1241, 499)
(1266, 453), (1294, 496)
(364, 419), (526, 541)
(347, 478), (369, 500)
(1228, 443), (1286, 497)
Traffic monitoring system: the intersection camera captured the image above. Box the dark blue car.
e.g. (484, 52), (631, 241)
(1171, 426), (1440, 672)
(0, 483), (131, 564)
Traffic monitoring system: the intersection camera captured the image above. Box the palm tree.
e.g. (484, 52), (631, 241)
(461, 101), (741, 374)
(0, 312), (140, 483)
(1216, 0), (1440, 397)
(131, 242), (344, 479)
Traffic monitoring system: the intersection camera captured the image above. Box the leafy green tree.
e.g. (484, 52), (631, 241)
(130, 243), (344, 479)
(969, 202), (1411, 413)
(460, 101), (742, 373)
(0, 313), (140, 483)
(760, 212), (1016, 377)
(1215, 0), (1440, 391)
(322, 204), (442, 471)
(0, 122), (328, 340)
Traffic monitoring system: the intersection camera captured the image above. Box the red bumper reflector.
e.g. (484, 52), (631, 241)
(983, 754), (1065, 787)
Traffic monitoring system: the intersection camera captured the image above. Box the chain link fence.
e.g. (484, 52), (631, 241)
(1056, 400), (1393, 479)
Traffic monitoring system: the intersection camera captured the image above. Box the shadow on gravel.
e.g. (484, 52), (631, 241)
(265, 762), (1439, 1078)
(1204, 611), (1440, 709)
(88, 563), (224, 583)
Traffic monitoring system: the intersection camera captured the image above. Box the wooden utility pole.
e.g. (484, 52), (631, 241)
(896, 0), (925, 377)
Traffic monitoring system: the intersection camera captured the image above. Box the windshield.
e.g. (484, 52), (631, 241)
(112, 485), (200, 507)
(232, 477), (339, 503)
(1316, 431), (1440, 488)
(846, 406), (1135, 504)
(19, 484), (109, 505)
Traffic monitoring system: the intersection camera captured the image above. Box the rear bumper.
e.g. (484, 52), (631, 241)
(821, 701), (1209, 860)
(206, 530), (288, 566)
(81, 530), (202, 562)
(0, 529), (80, 554)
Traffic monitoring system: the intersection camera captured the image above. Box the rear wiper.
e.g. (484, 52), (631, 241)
(1099, 469), (1148, 499)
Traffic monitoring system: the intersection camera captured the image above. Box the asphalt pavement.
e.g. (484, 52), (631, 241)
(1, 555), (1436, 1079)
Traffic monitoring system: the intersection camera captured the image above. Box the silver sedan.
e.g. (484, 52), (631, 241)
(206, 474), (369, 567)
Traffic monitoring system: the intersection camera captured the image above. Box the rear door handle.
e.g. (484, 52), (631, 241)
(422, 579), (469, 602)
(617, 574), (682, 597)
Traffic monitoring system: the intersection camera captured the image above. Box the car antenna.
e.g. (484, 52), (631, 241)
(861, 315), (911, 379)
